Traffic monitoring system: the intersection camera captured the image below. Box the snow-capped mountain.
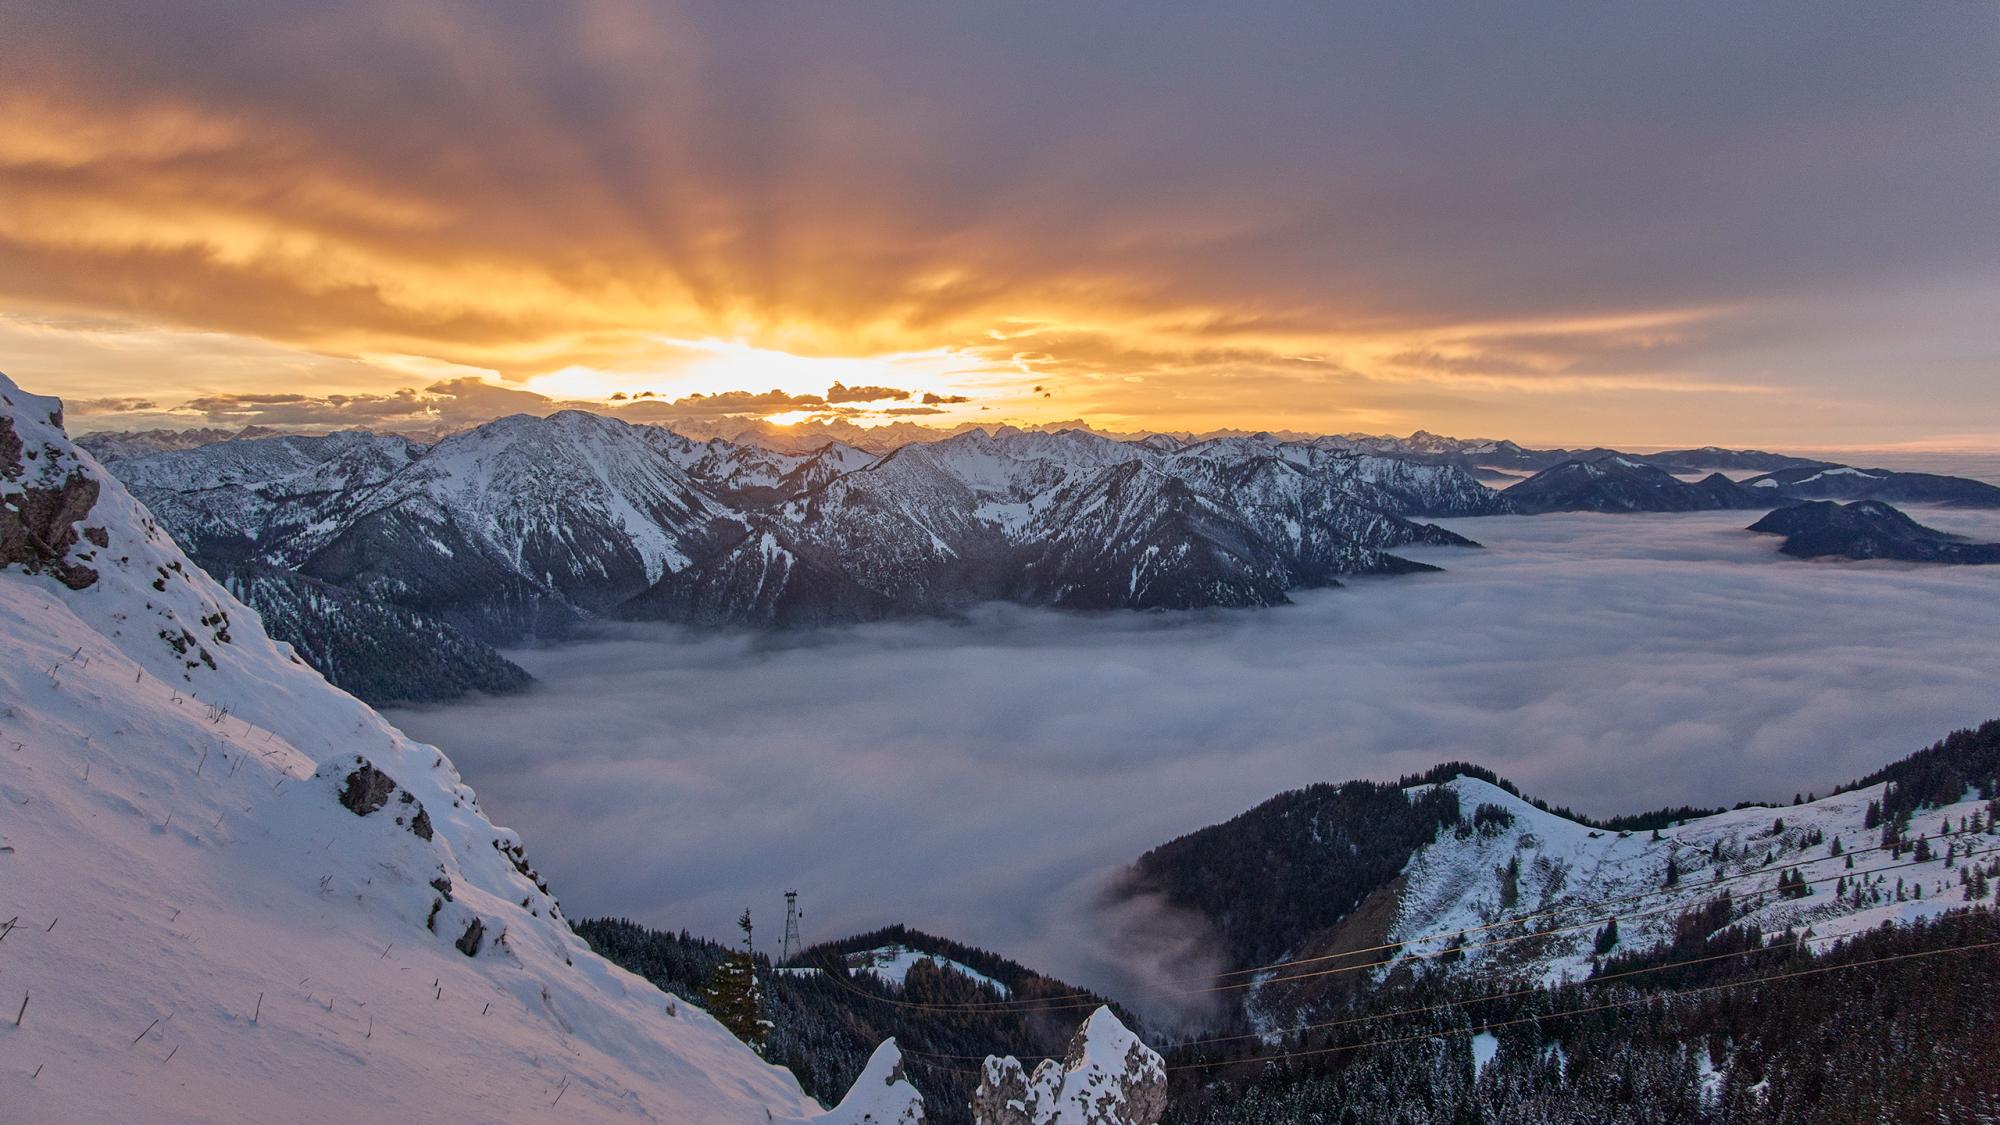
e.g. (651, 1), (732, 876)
(77, 425), (292, 463)
(0, 373), (920, 1122)
(115, 431), (427, 557)
(114, 416), (1495, 641)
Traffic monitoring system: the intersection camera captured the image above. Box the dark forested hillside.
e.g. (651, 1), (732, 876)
(574, 918), (1128, 1123)
(1161, 909), (2000, 1124)
(1834, 717), (2000, 824)
(221, 562), (532, 705)
(1127, 780), (1462, 970)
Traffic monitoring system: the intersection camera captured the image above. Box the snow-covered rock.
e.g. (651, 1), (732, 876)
(0, 373), (897, 1123)
(816, 1040), (926, 1125)
(973, 1007), (1166, 1125)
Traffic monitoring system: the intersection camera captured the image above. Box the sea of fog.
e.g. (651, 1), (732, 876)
(387, 505), (2000, 1009)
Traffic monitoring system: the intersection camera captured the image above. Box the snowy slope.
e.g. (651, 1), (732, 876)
(1383, 775), (1998, 987)
(846, 945), (1014, 998)
(0, 375), (912, 1123)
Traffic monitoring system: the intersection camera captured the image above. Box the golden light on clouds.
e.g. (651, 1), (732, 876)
(5, 3), (1997, 449)
(524, 339), (999, 408)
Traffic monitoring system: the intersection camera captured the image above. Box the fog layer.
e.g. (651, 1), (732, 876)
(387, 507), (2000, 1002)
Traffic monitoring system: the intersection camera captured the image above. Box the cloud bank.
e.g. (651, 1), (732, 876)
(385, 506), (2000, 1014)
(9, 4), (2000, 446)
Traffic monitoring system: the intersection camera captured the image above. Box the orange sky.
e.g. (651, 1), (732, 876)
(6, 4), (1998, 450)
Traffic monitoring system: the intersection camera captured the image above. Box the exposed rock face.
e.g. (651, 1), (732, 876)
(0, 412), (104, 589)
(817, 1039), (926, 1124)
(974, 1007), (1165, 1125)
(332, 757), (436, 840)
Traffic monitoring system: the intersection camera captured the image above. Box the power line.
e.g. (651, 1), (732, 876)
(894, 930), (2000, 1076)
(1165, 935), (2000, 1074)
(813, 825), (1998, 1016)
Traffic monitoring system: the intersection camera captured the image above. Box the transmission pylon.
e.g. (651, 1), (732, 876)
(780, 890), (803, 965)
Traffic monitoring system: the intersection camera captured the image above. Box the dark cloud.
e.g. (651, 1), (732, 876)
(921, 392), (971, 405)
(388, 505), (2000, 1020)
(185, 388), (429, 425)
(614, 389), (827, 422)
(69, 396), (158, 413)
(825, 382), (912, 404)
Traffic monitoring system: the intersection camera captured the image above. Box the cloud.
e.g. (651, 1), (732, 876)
(184, 388), (430, 425)
(7, 4), (2000, 446)
(825, 382), (912, 404)
(922, 392), (971, 405)
(614, 389), (828, 421)
(387, 505), (2000, 1027)
(69, 396), (158, 413)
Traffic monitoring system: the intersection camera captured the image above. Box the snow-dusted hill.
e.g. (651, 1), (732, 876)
(0, 374), (918, 1122)
(1383, 774), (1998, 987)
(1127, 732), (1998, 1036)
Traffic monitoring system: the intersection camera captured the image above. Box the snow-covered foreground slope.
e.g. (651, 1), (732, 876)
(0, 374), (915, 1121)
(1383, 774), (1998, 986)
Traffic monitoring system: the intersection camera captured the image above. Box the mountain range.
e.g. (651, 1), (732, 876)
(101, 416), (1500, 701)
(89, 413), (2000, 707)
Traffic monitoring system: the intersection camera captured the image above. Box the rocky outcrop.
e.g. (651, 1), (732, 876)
(332, 757), (436, 840)
(0, 412), (105, 590)
(974, 1007), (1165, 1125)
(815, 1039), (926, 1124)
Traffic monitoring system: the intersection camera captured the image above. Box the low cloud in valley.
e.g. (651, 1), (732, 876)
(387, 507), (2000, 1012)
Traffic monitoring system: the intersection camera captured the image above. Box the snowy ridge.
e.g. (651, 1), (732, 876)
(0, 374), (912, 1123)
(973, 1007), (1166, 1125)
(847, 945), (1014, 998)
(1384, 775), (1997, 987)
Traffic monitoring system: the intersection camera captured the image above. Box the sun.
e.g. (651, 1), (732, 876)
(520, 338), (995, 408)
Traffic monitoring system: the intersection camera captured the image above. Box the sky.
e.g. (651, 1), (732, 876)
(386, 506), (2000, 1021)
(5, 3), (1999, 448)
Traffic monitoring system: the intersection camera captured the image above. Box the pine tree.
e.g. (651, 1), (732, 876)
(1594, 917), (1619, 956)
(703, 909), (770, 1052)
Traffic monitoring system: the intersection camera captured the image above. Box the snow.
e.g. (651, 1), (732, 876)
(1696, 1045), (1725, 1107)
(1470, 1031), (1500, 1079)
(977, 1007), (1164, 1125)
(848, 945), (1012, 998)
(0, 374), (886, 1123)
(1386, 773), (1998, 987)
(814, 1040), (924, 1125)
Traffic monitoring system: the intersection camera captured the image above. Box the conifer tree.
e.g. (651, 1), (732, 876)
(703, 909), (770, 1052)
